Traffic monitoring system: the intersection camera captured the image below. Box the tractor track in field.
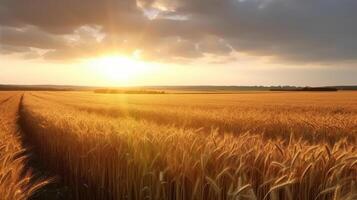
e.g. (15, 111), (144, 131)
(17, 93), (72, 200)
(19, 93), (114, 200)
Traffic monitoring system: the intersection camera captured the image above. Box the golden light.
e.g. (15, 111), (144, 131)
(84, 54), (152, 85)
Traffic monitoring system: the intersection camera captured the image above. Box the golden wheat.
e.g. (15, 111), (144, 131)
(0, 93), (48, 200)
(19, 92), (357, 200)
(31, 91), (357, 145)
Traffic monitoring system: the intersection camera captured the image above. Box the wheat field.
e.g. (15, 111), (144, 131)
(0, 92), (48, 200)
(0, 91), (356, 199)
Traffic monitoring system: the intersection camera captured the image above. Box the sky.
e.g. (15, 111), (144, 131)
(0, 0), (357, 86)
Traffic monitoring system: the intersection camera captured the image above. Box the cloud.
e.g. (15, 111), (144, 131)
(1, 0), (357, 65)
(0, 26), (67, 49)
(0, 44), (31, 54)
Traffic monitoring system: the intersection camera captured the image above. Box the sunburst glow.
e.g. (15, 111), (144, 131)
(85, 55), (152, 85)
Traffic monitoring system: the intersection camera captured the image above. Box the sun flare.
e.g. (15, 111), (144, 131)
(84, 55), (151, 85)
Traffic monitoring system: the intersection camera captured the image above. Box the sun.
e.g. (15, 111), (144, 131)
(84, 54), (150, 85)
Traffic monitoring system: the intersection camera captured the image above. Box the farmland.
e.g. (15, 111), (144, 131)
(0, 92), (48, 199)
(0, 91), (356, 199)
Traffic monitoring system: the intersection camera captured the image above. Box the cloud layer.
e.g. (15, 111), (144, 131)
(1, 0), (357, 64)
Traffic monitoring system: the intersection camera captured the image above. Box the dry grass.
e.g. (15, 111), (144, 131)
(19, 91), (357, 199)
(0, 93), (48, 200)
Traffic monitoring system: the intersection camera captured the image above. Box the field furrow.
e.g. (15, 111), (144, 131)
(0, 93), (48, 200)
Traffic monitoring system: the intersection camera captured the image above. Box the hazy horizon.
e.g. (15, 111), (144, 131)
(0, 82), (356, 88)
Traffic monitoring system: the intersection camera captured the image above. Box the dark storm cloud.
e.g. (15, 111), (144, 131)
(0, 0), (143, 33)
(1, 0), (357, 64)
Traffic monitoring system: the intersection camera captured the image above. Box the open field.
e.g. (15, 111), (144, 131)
(0, 91), (356, 199)
(0, 92), (48, 200)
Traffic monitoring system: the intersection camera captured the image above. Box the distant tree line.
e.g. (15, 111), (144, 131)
(270, 87), (338, 92)
(0, 85), (72, 91)
(1, 84), (356, 91)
